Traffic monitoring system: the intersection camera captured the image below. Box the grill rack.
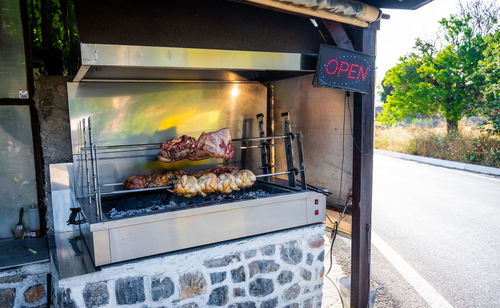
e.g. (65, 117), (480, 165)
(74, 113), (307, 222)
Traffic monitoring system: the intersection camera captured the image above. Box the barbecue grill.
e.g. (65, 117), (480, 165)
(63, 65), (327, 265)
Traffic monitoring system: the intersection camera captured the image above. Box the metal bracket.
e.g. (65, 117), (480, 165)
(281, 112), (297, 188)
(257, 113), (270, 181)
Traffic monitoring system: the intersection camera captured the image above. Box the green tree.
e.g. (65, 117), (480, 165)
(378, 15), (486, 133)
(476, 31), (500, 134)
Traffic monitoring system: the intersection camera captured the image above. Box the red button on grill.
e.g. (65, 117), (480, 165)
(315, 199), (319, 204)
(315, 210), (319, 215)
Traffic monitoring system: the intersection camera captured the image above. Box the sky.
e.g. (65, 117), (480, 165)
(375, 0), (462, 104)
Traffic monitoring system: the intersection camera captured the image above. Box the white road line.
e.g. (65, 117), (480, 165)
(371, 231), (454, 308)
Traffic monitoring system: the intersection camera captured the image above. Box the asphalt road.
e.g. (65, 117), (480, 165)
(371, 154), (500, 308)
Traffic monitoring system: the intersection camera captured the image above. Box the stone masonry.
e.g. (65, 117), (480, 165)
(0, 262), (49, 308)
(55, 223), (325, 307)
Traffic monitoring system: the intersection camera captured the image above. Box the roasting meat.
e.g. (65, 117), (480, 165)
(158, 128), (234, 163)
(217, 173), (239, 194)
(234, 170), (257, 189)
(158, 135), (197, 163)
(122, 171), (186, 190)
(173, 175), (201, 198)
(191, 166), (239, 178)
(195, 128), (234, 161)
(198, 173), (218, 197)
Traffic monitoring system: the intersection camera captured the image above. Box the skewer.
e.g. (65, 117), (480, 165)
(95, 170), (293, 197)
(79, 135), (291, 152)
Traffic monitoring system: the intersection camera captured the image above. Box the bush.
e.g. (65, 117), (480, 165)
(375, 125), (500, 168)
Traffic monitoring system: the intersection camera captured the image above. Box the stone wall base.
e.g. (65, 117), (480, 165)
(0, 262), (49, 308)
(55, 224), (326, 308)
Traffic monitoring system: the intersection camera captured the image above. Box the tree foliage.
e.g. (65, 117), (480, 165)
(476, 32), (500, 134)
(378, 15), (488, 133)
(27, 0), (80, 75)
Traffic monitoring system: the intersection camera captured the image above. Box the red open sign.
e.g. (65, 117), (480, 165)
(313, 44), (375, 93)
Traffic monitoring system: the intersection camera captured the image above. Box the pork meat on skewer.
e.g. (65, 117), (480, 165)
(123, 171), (186, 190)
(173, 175), (201, 198)
(217, 173), (239, 194)
(191, 166), (239, 178)
(234, 169), (257, 189)
(158, 128), (234, 163)
(198, 173), (218, 196)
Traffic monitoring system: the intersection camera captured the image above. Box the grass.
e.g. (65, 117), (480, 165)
(374, 124), (500, 168)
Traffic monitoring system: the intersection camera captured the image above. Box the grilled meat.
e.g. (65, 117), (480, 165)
(123, 171), (186, 190)
(190, 166), (239, 178)
(217, 173), (239, 194)
(173, 175), (201, 198)
(194, 128), (234, 161)
(234, 169), (256, 189)
(198, 173), (218, 197)
(158, 128), (234, 163)
(158, 135), (197, 163)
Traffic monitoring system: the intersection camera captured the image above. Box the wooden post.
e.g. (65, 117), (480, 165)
(351, 23), (376, 308)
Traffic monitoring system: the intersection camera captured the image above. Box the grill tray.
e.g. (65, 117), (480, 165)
(101, 181), (296, 220)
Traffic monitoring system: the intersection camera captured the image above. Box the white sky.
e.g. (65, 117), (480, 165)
(375, 0), (461, 104)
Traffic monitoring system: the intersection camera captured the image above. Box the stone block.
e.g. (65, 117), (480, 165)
(306, 253), (314, 266)
(180, 303), (199, 308)
(282, 283), (300, 301)
(244, 250), (257, 259)
(0, 288), (15, 308)
(248, 260), (280, 278)
(24, 284), (45, 303)
(259, 245), (275, 256)
(207, 286), (228, 306)
(249, 278), (274, 297)
(317, 251), (325, 262)
(233, 287), (246, 297)
(303, 298), (313, 308)
(260, 297), (278, 308)
(83, 281), (109, 307)
(179, 272), (206, 300)
(210, 272), (226, 284)
(300, 268), (312, 281)
(0, 275), (25, 284)
(204, 254), (240, 268)
(277, 271), (294, 285)
(151, 276), (174, 301)
(115, 277), (145, 305)
(280, 241), (303, 265)
(308, 235), (324, 248)
(231, 266), (246, 283)
(283, 303), (299, 308)
(229, 301), (256, 308)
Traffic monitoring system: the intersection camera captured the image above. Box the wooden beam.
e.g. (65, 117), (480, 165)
(242, 0), (369, 28)
(319, 20), (354, 50)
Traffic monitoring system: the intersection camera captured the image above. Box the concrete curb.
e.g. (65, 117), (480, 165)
(375, 149), (500, 176)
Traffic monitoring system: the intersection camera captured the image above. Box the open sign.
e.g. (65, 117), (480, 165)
(313, 44), (375, 93)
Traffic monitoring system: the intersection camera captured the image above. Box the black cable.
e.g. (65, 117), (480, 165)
(339, 92), (347, 201)
(326, 221), (338, 276)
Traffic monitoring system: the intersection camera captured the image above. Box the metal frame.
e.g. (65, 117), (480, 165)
(75, 113), (308, 223)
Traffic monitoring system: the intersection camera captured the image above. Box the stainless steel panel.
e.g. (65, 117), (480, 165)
(272, 74), (353, 205)
(49, 164), (80, 233)
(67, 81), (267, 203)
(0, 106), (37, 238)
(81, 43), (305, 72)
(54, 231), (95, 279)
(87, 191), (325, 265)
(0, 0), (28, 98)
